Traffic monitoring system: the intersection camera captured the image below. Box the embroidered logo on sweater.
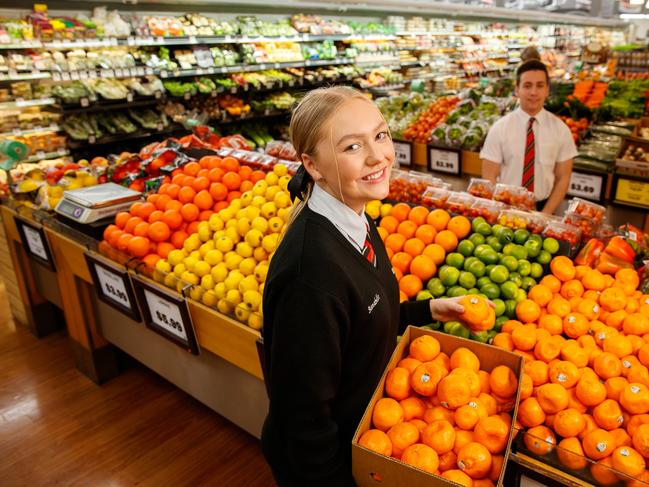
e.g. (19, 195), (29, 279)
(368, 294), (380, 314)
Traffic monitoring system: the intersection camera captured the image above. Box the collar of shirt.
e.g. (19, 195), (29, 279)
(515, 107), (548, 125)
(308, 184), (368, 252)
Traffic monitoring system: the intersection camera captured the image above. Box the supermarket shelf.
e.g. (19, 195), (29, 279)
(214, 109), (291, 125)
(59, 97), (159, 115)
(0, 72), (50, 83)
(0, 97), (56, 110)
(23, 149), (69, 163)
(0, 41), (43, 49)
(0, 125), (60, 137)
(67, 124), (183, 150)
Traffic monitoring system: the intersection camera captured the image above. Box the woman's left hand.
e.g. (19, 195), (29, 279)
(429, 296), (465, 322)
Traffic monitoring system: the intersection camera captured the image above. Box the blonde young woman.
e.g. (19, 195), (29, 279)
(261, 87), (466, 486)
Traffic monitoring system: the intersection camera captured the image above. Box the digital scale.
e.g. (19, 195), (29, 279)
(55, 183), (142, 224)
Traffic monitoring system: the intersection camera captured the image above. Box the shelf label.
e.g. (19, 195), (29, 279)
(136, 67), (145, 76)
(85, 253), (141, 321)
(428, 146), (461, 175)
(88, 135), (96, 144)
(145, 67), (153, 76)
(15, 217), (55, 271)
(79, 70), (88, 80)
(88, 70), (98, 79)
(80, 97), (89, 107)
(161, 71), (168, 78)
(394, 140), (412, 167)
(189, 36), (197, 44)
(615, 178), (649, 209)
(568, 172), (603, 201)
(61, 72), (71, 81)
(70, 71), (79, 80)
(154, 90), (162, 99)
(36, 150), (45, 160)
(57, 148), (67, 156)
(126, 92), (134, 102)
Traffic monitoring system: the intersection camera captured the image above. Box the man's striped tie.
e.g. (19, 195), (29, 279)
(522, 117), (536, 192)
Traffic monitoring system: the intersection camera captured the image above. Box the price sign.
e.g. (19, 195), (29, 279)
(189, 36), (197, 44)
(154, 90), (162, 99)
(80, 97), (89, 107)
(15, 216), (55, 271)
(393, 140), (412, 167)
(88, 134), (96, 144)
(145, 67), (154, 76)
(131, 275), (199, 354)
(428, 147), (461, 175)
(126, 92), (133, 103)
(568, 171), (604, 201)
(183, 91), (191, 101)
(36, 150), (45, 160)
(85, 252), (141, 321)
(614, 177), (649, 210)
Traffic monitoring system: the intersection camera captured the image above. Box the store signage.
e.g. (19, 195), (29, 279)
(393, 140), (412, 167)
(84, 252), (141, 321)
(615, 178), (649, 209)
(14, 216), (55, 271)
(131, 275), (199, 355)
(567, 171), (604, 202)
(428, 146), (461, 175)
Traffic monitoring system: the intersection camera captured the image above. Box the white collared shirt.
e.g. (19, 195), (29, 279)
(480, 107), (578, 200)
(308, 184), (369, 253)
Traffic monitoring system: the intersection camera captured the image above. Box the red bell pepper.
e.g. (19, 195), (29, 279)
(596, 252), (634, 275)
(575, 238), (604, 267)
(604, 236), (636, 263)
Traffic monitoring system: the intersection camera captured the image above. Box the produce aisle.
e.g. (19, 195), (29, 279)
(1, 3), (649, 487)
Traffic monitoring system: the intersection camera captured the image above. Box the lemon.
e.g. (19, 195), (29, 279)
(211, 262), (228, 283)
(251, 195), (266, 208)
(217, 298), (233, 315)
(224, 271), (244, 291)
(156, 259), (172, 274)
(254, 262), (269, 283)
(173, 263), (187, 277)
(200, 274), (215, 290)
(225, 226), (241, 244)
(215, 236), (234, 253)
(251, 216), (269, 234)
(208, 214), (225, 231)
(204, 249), (223, 266)
(265, 186), (281, 201)
(252, 180), (268, 196)
(273, 164), (288, 177)
(226, 289), (242, 306)
(193, 261), (211, 278)
(236, 242), (254, 259)
(214, 282), (227, 299)
(243, 290), (262, 311)
(253, 247), (268, 262)
(248, 313), (263, 330)
(183, 235), (201, 253)
(225, 253), (243, 271)
(189, 286), (204, 301)
(267, 216), (283, 233)
(234, 305), (251, 323)
(262, 233), (279, 253)
(380, 203), (393, 218)
(199, 241), (215, 257)
(240, 191), (253, 207)
(163, 273), (178, 289)
(237, 217), (251, 237)
(278, 175), (291, 191)
(245, 206), (261, 220)
(265, 172), (279, 186)
(273, 191), (291, 209)
(183, 256), (198, 272)
(239, 257), (257, 276)
(180, 271), (199, 286)
(261, 202), (277, 219)
(238, 275), (259, 295)
(202, 290), (218, 307)
(245, 229), (264, 248)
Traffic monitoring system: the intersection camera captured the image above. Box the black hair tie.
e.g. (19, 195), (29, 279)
(288, 165), (312, 202)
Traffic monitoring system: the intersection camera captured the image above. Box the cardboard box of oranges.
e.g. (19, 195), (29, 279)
(352, 326), (523, 487)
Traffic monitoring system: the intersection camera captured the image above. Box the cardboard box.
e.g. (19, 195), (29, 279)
(352, 326), (524, 487)
(630, 117), (649, 143)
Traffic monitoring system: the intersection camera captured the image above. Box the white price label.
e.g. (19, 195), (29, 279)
(127, 37), (135, 46)
(154, 90), (162, 99)
(144, 289), (188, 341)
(79, 70), (88, 80)
(145, 67), (153, 76)
(429, 148), (460, 174)
(95, 265), (132, 310)
(136, 67), (145, 76)
(156, 36), (165, 44)
(22, 225), (49, 262)
(183, 91), (191, 100)
(88, 135), (96, 144)
(568, 172), (603, 200)
(126, 92), (133, 102)
(161, 71), (168, 78)
(70, 71), (79, 80)
(189, 36), (197, 44)
(56, 148), (66, 156)
(80, 97), (89, 107)
(36, 151), (46, 160)
(61, 72), (71, 81)
(88, 70), (98, 79)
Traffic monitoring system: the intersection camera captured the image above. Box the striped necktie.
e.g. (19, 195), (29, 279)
(522, 117), (535, 192)
(362, 223), (376, 267)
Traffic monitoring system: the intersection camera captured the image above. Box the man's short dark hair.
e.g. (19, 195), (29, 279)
(516, 60), (549, 86)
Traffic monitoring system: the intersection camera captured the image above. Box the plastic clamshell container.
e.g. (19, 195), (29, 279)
(445, 191), (475, 216)
(542, 220), (582, 257)
(566, 197), (606, 224)
(469, 197), (503, 224)
(493, 183), (535, 210)
(421, 186), (450, 209)
(497, 208), (531, 230)
(562, 211), (599, 241)
(467, 177), (494, 199)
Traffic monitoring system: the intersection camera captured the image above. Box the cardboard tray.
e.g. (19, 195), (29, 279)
(351, 326), (524, 487)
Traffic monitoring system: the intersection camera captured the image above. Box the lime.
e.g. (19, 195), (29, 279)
(474, 244), (492, 256)
(513, 228), (530, 244)
(497, 227), (515, 245)
(508, 272), (523, 287)
(524, 239), (541, 258)
(510, 245), (529, 261)
(444, 321), (471, 339)
(487, 329), (498, 343)
(536, 250), (552, 265)
(543, 237), (560, 255)
(495, 315), (509, 331)
(493, 298), (506, 317)
(530, 262), (544, 279)
(480, 282), (501, 300)
(420, 324), (433, 331)
(467, 259), (486, 278)
(467, 288), (480, 295)
(489, 265), (510, 284)
(521, 276), (537, 291)
(529, 234), (543, 245)
(426, 277), (446, 297)
(446, 252), (465, 269)
(481, 249), (500, 266)
(457, 240), (475, 257)
(476, 222), (493, 236)
(458, 271), (477, 289)
(429, 321), (442, 330)
(504, 299), (517, 318)
(476, 276), (492, 288)
(486, 236), (503, 252)
(491, 224), (505, 234)
(447, 286), (468, 297)
(515, 288), (527, 302)
(500, 281), (519, 300)
(469, 233), (486, 247)
(439, 266), (460, 287)
(517, 260), (532, 276)
(500, 255), (519, 272)
(485, 264), (496, 276)
(416, 290), (433, 301)
(463, 256), (478, 270)
(502, 243), (516, 256)
(470, 330), (490, 343)
(472, 217), (487, 233)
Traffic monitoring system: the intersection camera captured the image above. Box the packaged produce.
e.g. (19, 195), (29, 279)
(493, 183), (535, 210)
(387, 169), (440, 205)
(542, 221), (582, 256)
(562, 212), (599, 240)
(467, 178), (494, 199)
(497, 208), (531, 230)
(468, 198), (503, 224)
(566, 197), (606, 224)
(445, 191), (474, 216)
(421, 186), (449, 209)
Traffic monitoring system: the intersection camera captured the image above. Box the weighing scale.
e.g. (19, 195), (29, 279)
(55, 183), (142, 224)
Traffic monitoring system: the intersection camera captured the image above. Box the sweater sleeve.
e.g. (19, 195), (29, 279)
(399, 299), (432, 333)
(266, 278), (355, 486)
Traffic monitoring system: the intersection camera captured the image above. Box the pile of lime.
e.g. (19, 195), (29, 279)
(417, 217), (560, 342)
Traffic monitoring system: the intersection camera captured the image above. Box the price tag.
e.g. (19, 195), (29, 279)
(56, 148), (66, 156)
(154, 90), (162, 99)
(61, 72), (71, 81)
(196, 68), (205, 75)
(85, 253), (141, 321)
(568, 172), (603, 201)
(80, 97), (89, 107)
(206, 67), (215, 74)
(144, 67), (153, 76)
(428, 147), (461, 175)
(258, 64), (267, 70)
(137, 67), (145, 76)
(110, 38), (118, 46)
(161, 71), (168, 78)
(12, 128), (20, 136)
(79, 70), (88, 80)
(615, 177), (649, 209)
(88, 134), (96, 144)
(114, 68), (123, 78)
(230, 87), (237, 94)
(172, 70), (180, 77)
(288, 80), (295, 87)
(156, 122), (164, 131)
(15, 217), (55, 271)
(127, 36), (136, 46)
(156, 36), (165, 44)
(225, 35), (232, 42)
(88, 70), (98, 79)
(36, 150), (45, 160)
(220, 66), (228, 73)
(183, 91), (191, 100)
(189, 36), (197, 44)
(70, 71), (80, 80)
(126, 92), (134, 102)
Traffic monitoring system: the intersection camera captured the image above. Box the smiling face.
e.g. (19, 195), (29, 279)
(301, 97), (394, 214)
(515, 69), (549, 116)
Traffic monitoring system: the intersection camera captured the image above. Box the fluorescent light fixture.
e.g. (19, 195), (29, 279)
(630, 0), (644, 4)
(620, 13), (649, 18)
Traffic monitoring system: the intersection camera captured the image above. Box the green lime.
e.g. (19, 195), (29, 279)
(444, 321), (471, 339)
(420, 324), (433, 331)
(493, 298), (506, 317)
(472, 217), (487, 233)
(489, 264), (510, 284)
(491, 224), (505, 234)
(416, 290), (433, 301)
(524, 239), (541, 258)
(476, 276), (492, 288)
(480, 249), (500, 265)
(500, 281), (519, 300)
(502, 243), (516, 256)
(467, 288), (480, 295)
(470, 330), (490, 343)
(447, 286), (468, 297)
(513, 228), (530, 244)
(476, 222), (493, 236)
(530, 262), (544, 279)
(517, 260), (532, 276)
(439, 266), (460, 287)
(487, 329), (499, 343)
(457, 240), (475, 257)
(505, 299), (518, 318)
(510, 245), (529, 261)
(495, 315), (509, 331)
(543, 237), (560, 255)
(459, 271), (477, 289)
(446, 252), (465, 269)
(474, 244), (492, 256)
(536, 250), (552, 265)
(529, 234), (543, 245)
(429, 321), (442, 330)
(469, 233), (486, 247)
(497, 227), (515, 245)
(467, 259), (486, 278)
(426, 278), (446, 297)
(500, 255), (519, 272)
(485, 264), (496, 276)
(480, 282), (501, 300)
(508, 272), (523, 287)
(515, 289), (527, 302)
(521, 276), (537, 291)
(486, 236), (503, 252)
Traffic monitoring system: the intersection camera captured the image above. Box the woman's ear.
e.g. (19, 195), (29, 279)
(302, 153), (323, 182)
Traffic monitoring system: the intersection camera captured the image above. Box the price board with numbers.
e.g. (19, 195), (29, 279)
(393, 139), (412, 167)
(131, 275), (199, 355)
(567, 171), (605, 202)
(84, 252), (140, 321)
(14, 216), (56, 271)
(428, 146), (461, 175)
(613, 175), (649, 210)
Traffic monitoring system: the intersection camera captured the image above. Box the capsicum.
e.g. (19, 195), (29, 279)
(596, 252), (634, 275)
(575, 238), (605, 267)
(604, 236), (636, 263)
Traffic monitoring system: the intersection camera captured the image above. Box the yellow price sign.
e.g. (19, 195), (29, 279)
(615, 178), (649, 209)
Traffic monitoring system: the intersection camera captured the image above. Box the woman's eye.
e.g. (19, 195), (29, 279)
(376, 131), (389, 141)
(345, 143), (360, 152)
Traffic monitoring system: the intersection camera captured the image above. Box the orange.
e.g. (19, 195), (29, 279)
(409, 419), (428, 435)
(492, 333), (514, 352)
(115, 211), (131, 229)
(372, 398), (404, 431)
(557, 437), (588, 471)
(427, 209), (451, 231)
(423, 243), (445, 266)
(454, 399), (488, 430)
(411, 362), (446, 397)
(621, 383), (649, 415)
(577, 299), (601, 320)
(222, 172), (242, 191)
(489, 365), (518, 398)
(583, 269), (607, 291)
(548, 360), (580, 388)
(536, 383), (569, 414)
(612, 446), (646, 478)
(424, 406), (454, 426)
(478, 393), (498, 417)
(632, 423), (649, 458)
(518, 397), (546, 428)
(488, 454), (504, 482)
(611, 428), (632, 447)
(595, 326), (620, 348)
(414, 224), (437, 245)
(474, 416), (509, 454)
(397, 220), (417, 239)
(540, 274), (562, 293)
(422, 419), (455, 454)
(511, 324), (537, 351)
(398, 398), (425, 422)
(561, 344), (589, 368)
(127, 236), (150, 258)
(401, 443), (439, 473)
(560, 279), (585, 300)
(501, 320), (522, 334)
(590, 456), (618, 485)
(191, 176), (210, 192)
(630, 336), (645, 355)
(447, 216), (471, 239)
(398, 357), (422, 374)
(449, 347), (480, 372)
(605, 376), (629, 402)
(538, 315), (563, 336)
(605, 335), (634, 358)
(409, 335), (441, 362)
(617, 268), (640, 290)
(563, 313), (589, 338)
(434, 230), (458, 253)
(438, 450), (458, 472)
(147, 210), (164, 224)
(625, 313), (649, 336)
(576, 376), (607, 407)
(392, 252), (412, 275)
(520, 374), (533, 400)
(547, 296), (571, 318)
(162, 209), (183, 231)
(180, 203), (200, 222)
(380, 215), (399, 234)
(523, 425), (556, 455)
(147, 221), (171, 243)
(410, 255), (436, 281)
(516, 299), (541, 324)
(385, 233), (406, 253)
(553, 408), (586, 438)
(577, 414), (598, 441)
(408, 206), (429, 226)
(526, 360), (549, 386)
(460, 295), (495, 332)
(385, 367), (412, 401)
(391, 202), (411, 222)
(639, 345), (649, 369)
(594, 352), (623, 380)
(441, 470), (473, 486)
(453, 429), (476, 456)
(132, 201), (156, 221)
(583, 428), (616, 460)
(358, 429), (392, 457)
(156, 242), (174, 259)
(628, 365), (649, 388)
(432, 352), (451, 371)
(478, 370), (491, 394)
(209, 182), (229, 202)
(450, 368), (481, 397)
(387, 422), (420, 458)
(182, 161), (201, 176)
(593, 399), (625, 431)
(550, 256), (576, 282)
(438, 374), (471, 409)
(606, 309), (628, 330)
(457, 442), (492, 479)
(178, 186), (197, 204)
(116, 233), (133, 252)
(600, 286), (627, 312)
(528, 285), (553, 307)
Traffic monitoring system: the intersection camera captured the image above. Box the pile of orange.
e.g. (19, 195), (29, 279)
(377, 204), (470, 301)
(102, 155), (263, 267)
(491, 258), (649, 484)
(358, 334), (518, 486)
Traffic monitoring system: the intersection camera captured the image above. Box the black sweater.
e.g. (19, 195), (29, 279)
(261, 207), (431, 486)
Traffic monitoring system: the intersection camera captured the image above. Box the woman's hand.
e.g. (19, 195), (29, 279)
(429, 296), (496, 322)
